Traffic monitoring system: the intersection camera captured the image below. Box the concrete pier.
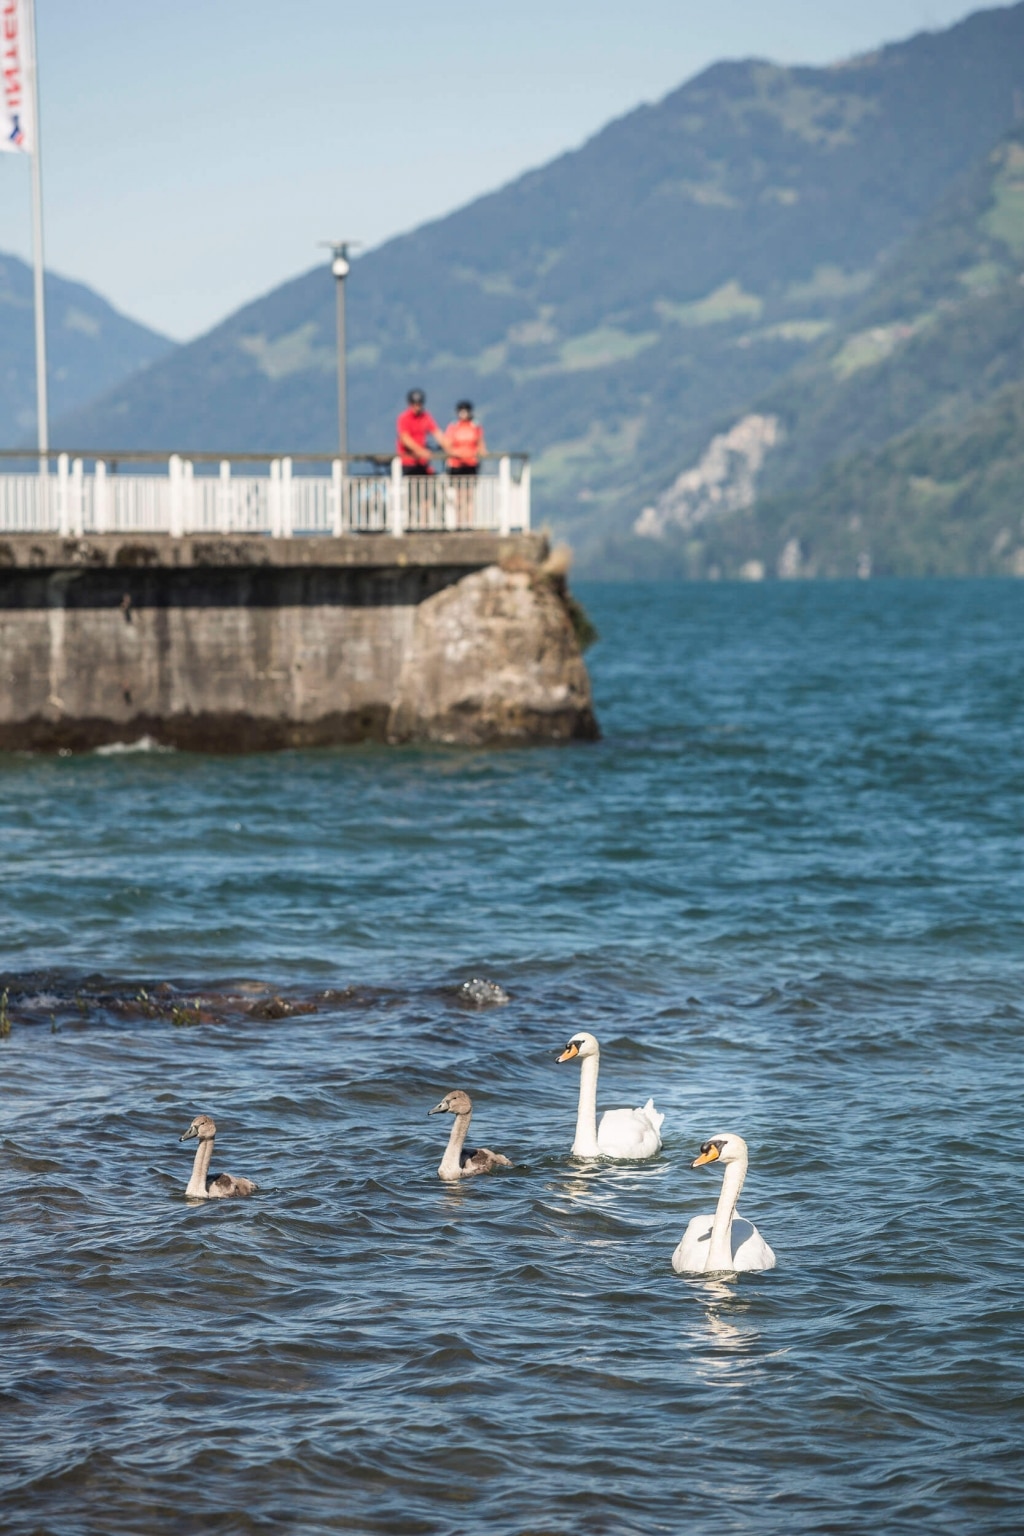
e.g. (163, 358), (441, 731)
(0, 532), (599, 751)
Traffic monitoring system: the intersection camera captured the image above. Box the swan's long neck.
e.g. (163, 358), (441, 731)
(572, 1052), (601, 1157)
(186, 1136), (214, 1197)
(439, 1111), (472, 1178)
(707, 1156), (747, 1270)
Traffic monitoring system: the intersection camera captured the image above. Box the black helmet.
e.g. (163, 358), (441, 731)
(456, 400), (474, 413)
(407, 388), (425, 405)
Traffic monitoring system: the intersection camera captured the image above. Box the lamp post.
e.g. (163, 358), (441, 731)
(321, 239), (360, 459)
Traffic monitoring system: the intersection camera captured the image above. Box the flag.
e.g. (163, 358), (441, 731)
(1, 0), (34, 154)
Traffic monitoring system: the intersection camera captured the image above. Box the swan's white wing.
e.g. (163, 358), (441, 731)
(671, 1215), (713, 1274)
(672, 1216), (775, 1275)
(639, 1098), (665, 1135)
(596, 1099), (663, 1159)
(731, 1217), (776, 1272)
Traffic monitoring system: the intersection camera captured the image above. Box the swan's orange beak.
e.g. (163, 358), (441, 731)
(691, 1143), (721, 1168)
(556, 1042), (580, 1063)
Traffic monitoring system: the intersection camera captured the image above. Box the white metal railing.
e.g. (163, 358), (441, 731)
(0, 453), (531, 537)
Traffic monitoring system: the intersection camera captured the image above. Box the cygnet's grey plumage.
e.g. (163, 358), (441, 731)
(428, 1090), (513, 1180)
(179, 1114), (257, 1199)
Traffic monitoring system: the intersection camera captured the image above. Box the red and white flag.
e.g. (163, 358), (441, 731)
(1, 0), (34, 154)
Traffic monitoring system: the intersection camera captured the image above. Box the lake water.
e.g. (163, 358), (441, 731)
(2, 579), (1023, 1536)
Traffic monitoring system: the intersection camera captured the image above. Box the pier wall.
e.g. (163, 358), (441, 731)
(0, 533), (598, 751)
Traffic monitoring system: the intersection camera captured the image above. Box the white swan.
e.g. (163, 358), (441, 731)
(429, 1090), (513, 1181)
(672, 1134), (775, 1274)
(179, 1115), (257, 1199)
(556, 1031), (664, 1159)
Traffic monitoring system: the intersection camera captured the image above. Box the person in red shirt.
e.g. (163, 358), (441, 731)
(445, 400), (487, 528)
(396, 388), (448, 475)
(444, 400), (486, 476)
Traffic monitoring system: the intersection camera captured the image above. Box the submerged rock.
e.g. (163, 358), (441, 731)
(453, 978), (511, 1009)
(246, 995), (319, 1021)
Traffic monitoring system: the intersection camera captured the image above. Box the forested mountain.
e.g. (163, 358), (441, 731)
(54, 3), (1024, 574)
(637, 117), (1024, 576)
(0, 254), (175, 448)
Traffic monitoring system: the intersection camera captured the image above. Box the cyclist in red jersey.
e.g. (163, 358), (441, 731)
(396, 388), (448, 475)
(445, 400), (486, 475)
(444, 400), (487, 529)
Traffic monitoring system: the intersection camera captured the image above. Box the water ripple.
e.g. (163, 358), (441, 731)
(1, 581), (1023, 1534)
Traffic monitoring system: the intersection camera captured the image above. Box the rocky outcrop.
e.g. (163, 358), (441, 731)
(634, 414), (780, 538)
(387, 562), (598, 745)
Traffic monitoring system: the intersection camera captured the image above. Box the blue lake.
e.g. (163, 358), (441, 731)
(2, 579), (1023, 1535)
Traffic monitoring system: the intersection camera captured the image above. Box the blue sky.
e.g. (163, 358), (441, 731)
(0, 0), (996, 340)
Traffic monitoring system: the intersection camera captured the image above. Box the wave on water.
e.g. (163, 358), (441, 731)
(92, 735), (176, 755)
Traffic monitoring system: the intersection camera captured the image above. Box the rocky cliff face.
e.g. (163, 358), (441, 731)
(388, 562), (598, 746)
(634, 414), (780, 540)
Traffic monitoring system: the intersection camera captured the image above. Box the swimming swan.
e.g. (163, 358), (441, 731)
(672, 1133), (775, 1274)
(179, 1115), (257, 1199)
(429, 1090), (513, 1181)
(556, 1031), (664, 1159)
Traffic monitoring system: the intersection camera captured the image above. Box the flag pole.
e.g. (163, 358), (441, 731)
(25, 0), (48, 465)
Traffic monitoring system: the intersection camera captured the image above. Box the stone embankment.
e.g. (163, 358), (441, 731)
(0, 532), (598, 751)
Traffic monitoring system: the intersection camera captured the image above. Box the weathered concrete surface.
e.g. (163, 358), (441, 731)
(0, 531), (548, 571)
(0, 533), (599, 751)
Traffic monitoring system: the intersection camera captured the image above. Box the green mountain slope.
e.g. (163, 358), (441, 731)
(0, 254), (175, 448)
(55, 3), (1024, 571)
(634, 117), (1024, 577)
(764, 381), (1024, 576)
(763, 124), (1024, 493)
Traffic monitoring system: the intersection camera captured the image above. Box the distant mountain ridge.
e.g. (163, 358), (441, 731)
(53, 3), (1024, 574)
(0, 254), (175, 448)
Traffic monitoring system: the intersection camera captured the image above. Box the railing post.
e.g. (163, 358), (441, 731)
(218, 460), (231, 533)
(269, 459), (281, 537)
(519, 460), (531, 531)
(169, 454), (183, 537)
(94, 460), (108, 533)
(390, 456), (404, 537)
(331, 458), (344, 536)
(37, 453), (49, 533)
(183, 459), (196, 533)
(71, 458), (85, 535)
(281, 456), (293, 538)
(57, 452), (70, 536)
(498, 455), (512, 536)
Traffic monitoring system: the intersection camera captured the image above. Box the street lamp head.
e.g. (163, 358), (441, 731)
(320, 238), (361, 282)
